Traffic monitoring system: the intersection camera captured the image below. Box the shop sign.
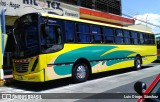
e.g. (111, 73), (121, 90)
(0, 0), (79, 18)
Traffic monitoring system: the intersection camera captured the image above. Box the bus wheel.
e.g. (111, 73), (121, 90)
(134, 56), (142, 70)
(72, 63), (89, 82)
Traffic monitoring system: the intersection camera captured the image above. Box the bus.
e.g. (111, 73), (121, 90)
(12, 13), (157, 82)
(156, 35), (160, 60)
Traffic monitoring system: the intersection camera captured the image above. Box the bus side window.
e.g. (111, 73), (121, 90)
(139, 33), (144, 44)
(65, 21), (75, 43)
(144, 33), (149, 44)
(104, 27), (114, 43)
(77, 23), (91, 43)
(46, 25), (55, 44)
(115, 29), (124, 44)
(92, 26), (104, 43)
(131, 31), (138, 44)
(55, 26), (62, 44)
(123, 30), (131, 44)
(149, 34), (155, 45)
(41, 24), (62, 45)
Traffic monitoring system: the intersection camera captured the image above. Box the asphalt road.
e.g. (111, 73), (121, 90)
(0, 62), (160, 102)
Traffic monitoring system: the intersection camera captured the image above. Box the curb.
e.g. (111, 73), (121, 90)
(5, 78), (14, 86)
(0, 74), (14, 87)
(0, 78), (14, 87)
(0, 79), (5, 87)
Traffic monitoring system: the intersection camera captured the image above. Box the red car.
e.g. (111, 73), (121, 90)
(134, 74), (160, 102)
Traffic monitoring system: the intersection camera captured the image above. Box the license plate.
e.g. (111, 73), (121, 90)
(18, 76), (22, 80)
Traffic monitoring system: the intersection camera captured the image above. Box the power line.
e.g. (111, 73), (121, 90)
(96, 0), (160, 28)
(122, 13), (160, 28)
(94, 0), (160, 28)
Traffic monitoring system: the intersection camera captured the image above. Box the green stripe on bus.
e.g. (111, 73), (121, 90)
(53, 46), (136, 75)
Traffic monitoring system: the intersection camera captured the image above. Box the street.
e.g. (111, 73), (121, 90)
(0, 62), (160, 102)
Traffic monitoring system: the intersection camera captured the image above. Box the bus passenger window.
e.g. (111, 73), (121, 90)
(78, 34), (91, 43)
(123, 30), (131, 44)
(92, 26), (103, 43)
(106, 37), (114, 43)
(115, 29), (124, 44)
(139, 33), (144, 44)
(93, 35), (103, 43)
(65, 21), (75, 43)
(55, 26), (62, 44)
(149, 35), (155, 45)
(40, 24), (63, 53)
(40, 25), (62, 46)
(76, 23), (91, 43)
(131, 31), (138, 44)
(104, 27), (114, 43)
(144, 34), (150, 44)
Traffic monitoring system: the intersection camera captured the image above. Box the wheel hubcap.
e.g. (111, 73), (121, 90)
(76, 65), (86, 79)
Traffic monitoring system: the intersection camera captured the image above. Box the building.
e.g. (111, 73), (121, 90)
(59, 0), (122, 15)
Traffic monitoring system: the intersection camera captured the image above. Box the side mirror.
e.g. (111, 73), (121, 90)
(134, 81), (147, 95)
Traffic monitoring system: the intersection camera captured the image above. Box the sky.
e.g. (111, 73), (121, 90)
(122, 0), (160, 34)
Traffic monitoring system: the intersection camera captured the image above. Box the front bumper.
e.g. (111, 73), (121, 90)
(13, 69), (45, 82)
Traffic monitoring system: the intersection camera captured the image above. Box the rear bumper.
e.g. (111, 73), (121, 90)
(13, 70), (45, 82)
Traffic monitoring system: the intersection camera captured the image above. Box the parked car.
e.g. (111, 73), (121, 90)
(134, 74), (160, 102)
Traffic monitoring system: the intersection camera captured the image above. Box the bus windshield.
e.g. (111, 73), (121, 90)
(14, 14), (39, 58)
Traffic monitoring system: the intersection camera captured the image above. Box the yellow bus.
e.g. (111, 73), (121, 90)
(12, 13), (157, 82)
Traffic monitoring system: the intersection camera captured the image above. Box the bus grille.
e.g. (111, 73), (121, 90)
(15, 62), (29, 73)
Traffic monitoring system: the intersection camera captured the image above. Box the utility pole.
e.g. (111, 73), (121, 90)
(0, 8), (7, 86)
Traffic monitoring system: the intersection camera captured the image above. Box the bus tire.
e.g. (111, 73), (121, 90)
(134, 56), (142, 70)
(72, 63), (89, 83)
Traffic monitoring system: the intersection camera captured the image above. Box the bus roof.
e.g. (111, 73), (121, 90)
(41, 13), (154, 34)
